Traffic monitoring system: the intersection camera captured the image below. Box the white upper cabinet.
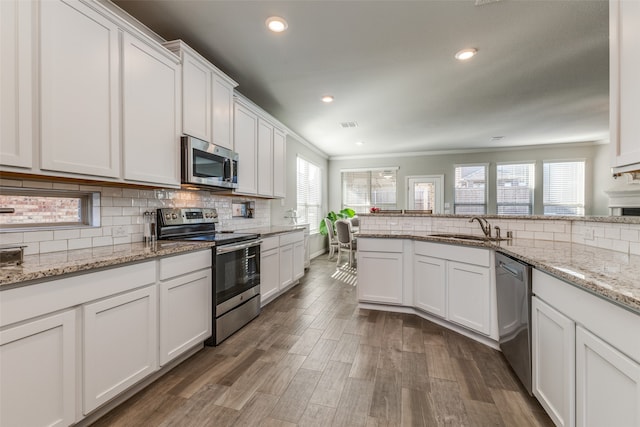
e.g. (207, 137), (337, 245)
(0, 0), (33, 169)
(233, 100), (258, 195)
(164, 40), (238, 149)
(257, 118), (274, 197)
(212, 74), (235, 149)
(39, 0), (121, 178)
(273, 128), (287, 198)
(610, 0), (640, 173)
(122, 32), (180, 186)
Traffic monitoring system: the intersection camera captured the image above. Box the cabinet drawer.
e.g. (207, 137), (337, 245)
(261, 236), (280, 251)
(279, 231), (304, 246)
(415, 240), (490, 267)
(159, 249), (212, 281)
(358, 238), (403, 253)
(1, 261), (156, 327)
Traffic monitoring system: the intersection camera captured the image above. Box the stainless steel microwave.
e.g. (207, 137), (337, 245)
(181, 136), (238, 190)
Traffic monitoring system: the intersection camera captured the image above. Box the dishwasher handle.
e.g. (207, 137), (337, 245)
(498, 260), (523, 280)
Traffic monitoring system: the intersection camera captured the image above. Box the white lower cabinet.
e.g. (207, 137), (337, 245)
(293, 239), (305, 281)
(532, 296), (575, 427)
(447, 261), (491, 335)
(279, 243), (294, 290)
(83, 285), (158, 414)
(357, 239), (404, 305)
(0, 309), (77, 427)
(576, 326), (640, 427)
(260, 237), (280, 304)
(413, 254), (446, 317)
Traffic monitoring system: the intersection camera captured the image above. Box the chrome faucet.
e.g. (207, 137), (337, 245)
(469, 217), (491, 238)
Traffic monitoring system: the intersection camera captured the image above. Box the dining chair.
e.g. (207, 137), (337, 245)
(349, 216), (360, 233)
(325, 217), (339, 260)
(335, 219), (357, 267)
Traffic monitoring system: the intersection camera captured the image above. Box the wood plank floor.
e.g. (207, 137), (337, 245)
(92, 258), (553, 427)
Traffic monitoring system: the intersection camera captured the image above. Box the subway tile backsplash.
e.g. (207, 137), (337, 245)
(359, 215), (640, 256)
(1, 179), (270, 255)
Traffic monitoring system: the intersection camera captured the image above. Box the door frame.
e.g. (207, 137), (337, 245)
(406, 174), (444, 213)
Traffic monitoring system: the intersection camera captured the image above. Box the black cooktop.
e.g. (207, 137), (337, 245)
(156, 207), (259, 246)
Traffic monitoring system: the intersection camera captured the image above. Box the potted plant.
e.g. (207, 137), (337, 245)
(319, 208), (356, 236)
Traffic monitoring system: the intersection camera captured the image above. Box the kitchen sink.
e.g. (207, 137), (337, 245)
(429, 233), (507, 242)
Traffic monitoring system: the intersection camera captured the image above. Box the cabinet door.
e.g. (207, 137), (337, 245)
(233, 102), (258, 195)
(447, 261), (491, 335)
(212, 74), (234, 149)
(160, 269), (212, 366)
(182, 51), (212, 142)
(40, 0), (120, 178)
(261, 248), (280, 304)
(293, 240), (305, 280)
(83, 285), (158, 414)
(576, 326), (640, 427)
(279, 243), (294, 290)
(257, 119), (274, 197)
(303, 230), (310, 268)
(610, 0), (640, 169)
(413, 254), (446, 318)
(0, 0), (33, 169)
(531, 297), (575, 427)
(357, 251), (403, 304)
(273, 128), (287, 198)
(122, 32), (180, 187)
(0, 310), (76, 427)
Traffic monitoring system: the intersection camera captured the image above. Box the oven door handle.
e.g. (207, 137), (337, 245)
(216, 240), (263, 255)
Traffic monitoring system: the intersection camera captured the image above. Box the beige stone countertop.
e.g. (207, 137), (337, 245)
(0, 241), (215, 290)
(357, 231), (640, 313)
(241, 224), (308, 237)
(359, 213), (640, 224)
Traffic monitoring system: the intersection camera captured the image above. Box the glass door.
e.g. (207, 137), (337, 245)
(407, 175), (444, 213)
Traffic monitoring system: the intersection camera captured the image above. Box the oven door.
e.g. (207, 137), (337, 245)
(214, 240), (261, 315)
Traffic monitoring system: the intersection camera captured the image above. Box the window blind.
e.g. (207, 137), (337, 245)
(454, 165), (487, 214)
(342, 170), (397, 213)
(497, 163), (534, 215)
(297, 157), (322, 233)
(543, 160), (585, 216)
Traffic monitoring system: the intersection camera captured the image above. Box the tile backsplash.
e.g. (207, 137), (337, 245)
(1, 179), (270, 255)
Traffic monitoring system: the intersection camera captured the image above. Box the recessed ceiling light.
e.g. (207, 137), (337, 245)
(355, 141), (364, 146)
(266, 16), (288, 33)
(455, 48), (478, 61)
(321, 95), (334, 103)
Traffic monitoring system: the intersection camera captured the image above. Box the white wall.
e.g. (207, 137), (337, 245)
(329, 142), (614, 216)
(270, 134), (330, 257)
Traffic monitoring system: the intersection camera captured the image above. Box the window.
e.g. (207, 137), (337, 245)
(543, 160), (585, 216)
(0, 188), (99, 229)
(454, 164), (487, 214)
(342, 169), (397, 213)
(497, 163), (535, 215)
(296, 157), (322, 233)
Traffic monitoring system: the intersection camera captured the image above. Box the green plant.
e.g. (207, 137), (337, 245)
(319, 208), (356, 236)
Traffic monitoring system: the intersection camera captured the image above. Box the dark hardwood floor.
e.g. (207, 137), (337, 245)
(92, 257), (553, 426)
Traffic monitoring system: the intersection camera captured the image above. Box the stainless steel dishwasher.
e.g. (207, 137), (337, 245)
(495, 252), (533, 395)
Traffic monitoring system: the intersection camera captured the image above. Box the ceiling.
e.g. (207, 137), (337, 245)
(113, 0), (610, 158)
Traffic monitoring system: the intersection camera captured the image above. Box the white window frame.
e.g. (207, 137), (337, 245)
(341, 167), (398, 213)
(542, 159), (586, 216)
(296, 156), (322, 234)
(454, 163), (488, 215)
(496, 161), (535, 215)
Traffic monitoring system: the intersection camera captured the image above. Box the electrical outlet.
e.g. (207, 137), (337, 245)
(583, 228), (594, 240)
(113, 226), (128, 238)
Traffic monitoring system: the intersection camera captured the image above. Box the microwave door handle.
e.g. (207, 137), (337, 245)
(223, 158), (232, 182)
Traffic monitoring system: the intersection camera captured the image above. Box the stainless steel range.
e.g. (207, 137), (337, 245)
(157, 207), (261, 346)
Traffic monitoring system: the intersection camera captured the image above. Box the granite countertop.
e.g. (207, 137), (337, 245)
(357, 231), (640, 313)
(359, 213), (640, 224)
(0, 241), (215, 290)
(241, 224), (308, 237)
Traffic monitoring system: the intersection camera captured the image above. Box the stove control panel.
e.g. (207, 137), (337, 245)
(158, 208), (218, 226)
